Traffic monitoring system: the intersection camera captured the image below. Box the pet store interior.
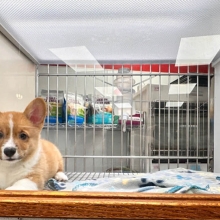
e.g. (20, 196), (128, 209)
(2, 1), (220, 219)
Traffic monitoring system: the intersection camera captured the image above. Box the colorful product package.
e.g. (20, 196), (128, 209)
(63, 92), (85, 124)
(41, 89), (64, 124)
(87, 97), (113, 124)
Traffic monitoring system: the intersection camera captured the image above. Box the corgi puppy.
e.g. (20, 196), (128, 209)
(0, 98), (68, 190)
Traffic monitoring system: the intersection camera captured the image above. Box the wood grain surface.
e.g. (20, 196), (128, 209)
(0, 191), (220, 219)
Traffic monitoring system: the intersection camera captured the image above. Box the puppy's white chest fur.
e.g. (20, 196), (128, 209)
(0, 147), (40, 189)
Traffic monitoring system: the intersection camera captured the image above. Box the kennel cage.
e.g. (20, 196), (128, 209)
(36, 63), (214, 175)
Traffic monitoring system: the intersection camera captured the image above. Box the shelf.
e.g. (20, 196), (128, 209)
(43, 123), (144, 130)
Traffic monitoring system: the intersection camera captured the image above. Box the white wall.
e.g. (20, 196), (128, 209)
(0, 32), (35, 112)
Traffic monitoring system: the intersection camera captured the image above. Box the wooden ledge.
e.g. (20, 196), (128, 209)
(0, 191), (220, 219)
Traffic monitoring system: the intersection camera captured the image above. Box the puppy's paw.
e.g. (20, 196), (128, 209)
(55, 171), (68, 182)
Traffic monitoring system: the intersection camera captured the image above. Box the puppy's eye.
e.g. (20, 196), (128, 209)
(0, 132), (3, 139)
(19, 132), (28, 140)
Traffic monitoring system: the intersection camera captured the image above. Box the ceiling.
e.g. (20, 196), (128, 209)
(1, 0), (220, 64)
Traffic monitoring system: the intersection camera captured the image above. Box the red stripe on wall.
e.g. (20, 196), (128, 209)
(101, 64), (213, 74)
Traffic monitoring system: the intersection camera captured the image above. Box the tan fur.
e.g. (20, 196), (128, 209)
(0, 98), (67, 190)
(26, 139), (65, 189)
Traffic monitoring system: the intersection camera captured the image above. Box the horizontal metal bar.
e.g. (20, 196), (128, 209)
(63, 155), (211, 159)
(38, 72), (213, 77)
(43, 124), (143, 130)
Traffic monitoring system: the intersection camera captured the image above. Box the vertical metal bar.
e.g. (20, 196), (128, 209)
(120, 66), (124, 172)
(181, 106), (183, 157)
(65, 65), (68, 172)
(111, 65), (114, 172)
(74, 64), (77, 171)
(158, 69), (161, 171)
(83, 65), (87, 172)
(203, 103), (205, 156)
(143, 110), (147, 172)
(173, 100), (175, 157)
(102, 66), (105, 171)
(163, 89), (166, 159)
(93, 64), (96, 172)
(177, 68), (180, 168)
(130, 65), (133, 171)
(196, 74), (199, 169)
(186, 68), (190, 169)
(47, 64), (50, 139)
(189, 89), (192, 158)
(56, 64), (59, 147)
(181, 105), (183, 158)
(207, 66), (211, 171)
(168, 68), (171, 169)
(35, 65), (39, 98)
(139, 65), (143, 172)
(149, 64), (152, 172)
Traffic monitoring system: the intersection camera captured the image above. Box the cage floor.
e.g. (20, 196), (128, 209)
(65, 172), (138, 182)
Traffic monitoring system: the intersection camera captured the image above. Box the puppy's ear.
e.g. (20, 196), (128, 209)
(24, 98), (46, 127)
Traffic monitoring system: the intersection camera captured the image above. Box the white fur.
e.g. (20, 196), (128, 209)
(1, 115), (20, 160)
(0, 144), (41, 189)
(5, 178), (38, 190)
(55, 171), (68, 181)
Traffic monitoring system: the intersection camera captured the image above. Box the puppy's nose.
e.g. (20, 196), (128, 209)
(4, 147), (16, 157)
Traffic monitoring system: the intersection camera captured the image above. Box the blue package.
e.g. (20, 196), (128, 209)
(89, 112), (112, 124)
(45, 116), (63, 124)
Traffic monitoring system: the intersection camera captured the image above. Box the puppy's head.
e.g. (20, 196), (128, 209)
(0, 98), (46, 162)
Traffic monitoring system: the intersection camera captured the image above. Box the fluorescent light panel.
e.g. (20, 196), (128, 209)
(49, 46), (103, 71)
(169, 83), (196, 95)
(114, 103), (132, 108)
(176, 35), (220, 66)
(95, 87), (122, 97)
(166, 102), (184, 107)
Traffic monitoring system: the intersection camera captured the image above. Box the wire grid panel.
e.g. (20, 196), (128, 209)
(66, 172), (138, 182)
(36, 64), (214, 173)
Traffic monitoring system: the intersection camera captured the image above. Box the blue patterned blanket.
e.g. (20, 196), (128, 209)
(45, 168), (220, 194)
